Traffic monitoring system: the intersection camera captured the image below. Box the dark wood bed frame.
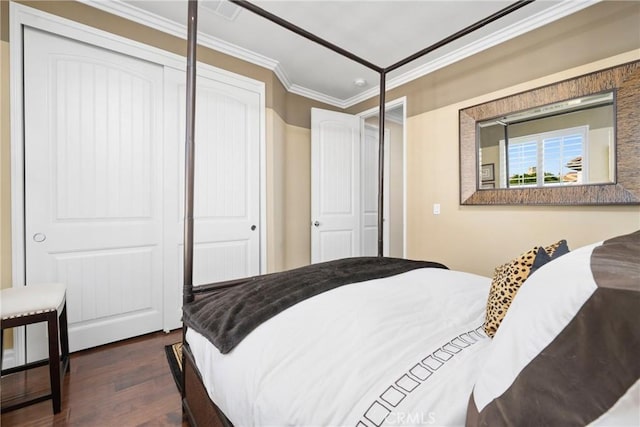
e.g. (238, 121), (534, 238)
(180, 1), (536, 425)
(183, 340), (232, 426)
(182, 281), (248, 426)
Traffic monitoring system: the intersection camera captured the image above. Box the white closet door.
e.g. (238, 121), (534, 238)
(164, 67), (261, 299)
(23, 27), (164, 355)
(311, 108), (361, 263)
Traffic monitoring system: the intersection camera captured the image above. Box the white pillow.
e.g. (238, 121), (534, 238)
(467, 230), (640, 426)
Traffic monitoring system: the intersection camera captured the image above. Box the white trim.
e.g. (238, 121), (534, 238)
(13, 3), (182, 71)
(77, 0), (278, 69)
(9, 3), (27, 367)
(400, 101), (408, 259)
(323, 1), (602, 107)
(360, 124), (391, 257)
(1, 349), (17, 370)
(357, 97), (407, 129)
(383, 127), (391, 257)
(357, 97), (407, 258)
(258, 82), (268, 275)
(384, 0), (600, 100)
(9, 2), (267, 347)
(77, 0), (599, 109)
(77, 0), (283, 87)
(288, 84), (348, 108)
(198, 31), (282, 73)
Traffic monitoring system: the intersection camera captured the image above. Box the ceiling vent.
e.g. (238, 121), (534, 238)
(202, 0), (242, 21)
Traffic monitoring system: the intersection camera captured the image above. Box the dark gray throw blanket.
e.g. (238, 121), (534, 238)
(183, 257), (447, 353)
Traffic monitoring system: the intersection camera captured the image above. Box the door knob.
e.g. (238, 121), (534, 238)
(313, 221), (320, 227)
(251, 225), (257, 231)
(33, 233), (46, 243)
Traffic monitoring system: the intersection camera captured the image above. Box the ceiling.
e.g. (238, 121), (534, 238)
(83, 0), (600, 108)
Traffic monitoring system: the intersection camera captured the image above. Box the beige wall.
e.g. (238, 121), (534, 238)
(283, 124), (311, 270)
(266, 109), (286, 273)
(406, 51), (640, 277)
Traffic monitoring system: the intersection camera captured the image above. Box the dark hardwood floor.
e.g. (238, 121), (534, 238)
(1, 329), (188, 426)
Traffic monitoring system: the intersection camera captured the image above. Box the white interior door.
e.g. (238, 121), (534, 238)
(362, 125), (390, 256)
(311, 108), (361, 263)
(23, 27), (164, 356)
(164, 67), (261, 300)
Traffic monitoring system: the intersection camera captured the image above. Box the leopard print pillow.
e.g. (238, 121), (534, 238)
(484, 246), (541, 338)
(545, 240), (566, 257)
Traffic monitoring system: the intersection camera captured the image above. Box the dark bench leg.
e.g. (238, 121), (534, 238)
(1, 328), (4, 373)
(59, 303), (70, 373)
(47, 311), (62, 414)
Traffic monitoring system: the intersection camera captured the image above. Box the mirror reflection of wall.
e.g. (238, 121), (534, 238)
(478, 92), (614, 189)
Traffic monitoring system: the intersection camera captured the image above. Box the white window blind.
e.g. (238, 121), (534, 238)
(504, 126), (588, 188)
(507, 139), (538, 187)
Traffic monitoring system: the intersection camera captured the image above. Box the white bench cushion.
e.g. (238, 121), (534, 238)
(1, 283), (66, 320)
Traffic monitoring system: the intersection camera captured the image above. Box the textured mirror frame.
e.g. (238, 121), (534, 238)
(459, 61), (640, 205)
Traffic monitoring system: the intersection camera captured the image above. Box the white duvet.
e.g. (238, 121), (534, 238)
(187, 267), (492, 427)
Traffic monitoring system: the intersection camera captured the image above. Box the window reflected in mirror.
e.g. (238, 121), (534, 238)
(478, 92), (615, 189)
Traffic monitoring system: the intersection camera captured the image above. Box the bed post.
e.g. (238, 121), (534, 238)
(377, 71), (386, 258)
(183, 0), (198, 306)
(182, 0), (198, 411)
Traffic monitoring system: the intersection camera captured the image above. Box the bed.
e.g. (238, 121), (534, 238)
(178, 1), (640, 425)
(185, 262), (491, 426)
(181, 231), (640, 426)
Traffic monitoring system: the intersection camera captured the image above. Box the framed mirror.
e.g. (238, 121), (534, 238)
(459, 61), (640, 205)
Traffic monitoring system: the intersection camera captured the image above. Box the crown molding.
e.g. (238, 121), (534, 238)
(288, 84), (349, 108)
(271, 61), (293, 91)
(382, 0), (601, 96)
(343, 0), (601, 107)
(77, 1), (282, 73)
(196, 31), (280, 71)
(77, 0), (600, 109)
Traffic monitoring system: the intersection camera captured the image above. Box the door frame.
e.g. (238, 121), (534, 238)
(9, 3), (266, 365)
(357, 97), (407, 258)
(361, 124), (390, 256)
